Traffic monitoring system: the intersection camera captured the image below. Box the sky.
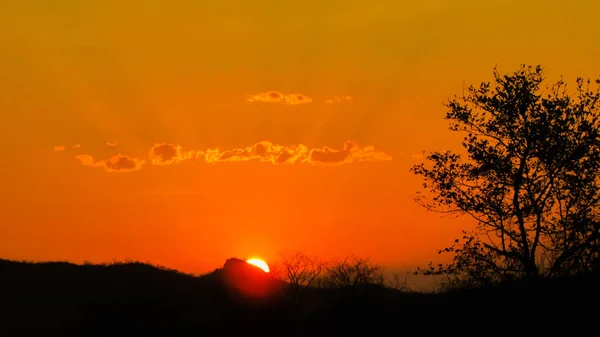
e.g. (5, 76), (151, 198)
(1, 0), (599, 277)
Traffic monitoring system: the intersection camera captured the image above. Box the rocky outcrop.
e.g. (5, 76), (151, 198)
(221, 258), (282, 299)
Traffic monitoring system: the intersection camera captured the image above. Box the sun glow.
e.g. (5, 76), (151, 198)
(246, 258), (270, 273)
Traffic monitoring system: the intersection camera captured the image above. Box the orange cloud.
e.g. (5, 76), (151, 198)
(75, 154), (145, 172)
(307, 140), (392, 165)
(102, 155), (144, 172)
(199, 140), (391, 165)
(324, 96), (355, 104)
(283, 93), (312, 105)
(71, 141), (390, 172)
(105, 141), (117, 147)
(246, 91), (312, 105)
(75, 154), (95, 166)
(148, 143), (198, 165)
(202, 141), (308, 165)
(47, 144), (81, 152)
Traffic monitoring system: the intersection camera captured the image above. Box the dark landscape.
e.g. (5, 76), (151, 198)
(1, 257), (598, 336)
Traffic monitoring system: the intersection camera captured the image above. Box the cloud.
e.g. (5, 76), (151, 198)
(46, 144), (81, 152)
(202, 141), (308, 165)
(75, 154), (95, 166)
(70, 141), (391, 172)
(307, 140), (392, 165)
(283, 93), (312, 105)
(199, 140), (391, 165)
(247, 91), (284, 103)
(324, 96), (355, 104)
(102, 155), (145, 172)
(246, 91), (312, 105)
(75, 154), (145, 172)
(148, 143), (198, 165)
(105, 141), (117, 147)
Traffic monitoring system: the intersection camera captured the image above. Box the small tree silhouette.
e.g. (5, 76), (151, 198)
(273, 252), (324, 288)
(411, 65), (600, 285)
(385, 272), (411, 291)
(323, 256), (384, 287)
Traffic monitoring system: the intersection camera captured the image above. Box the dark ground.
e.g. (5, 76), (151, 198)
(1, 258), (598, 336)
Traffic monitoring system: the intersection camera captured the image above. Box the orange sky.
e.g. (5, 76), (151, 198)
(1, 0), (599, 275)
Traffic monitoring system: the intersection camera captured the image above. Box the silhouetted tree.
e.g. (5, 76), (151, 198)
(411, 65), (600, 285)
(385, 272), (410, 291)
(273, 252), (324, 287)
(323, 256), (384, 287)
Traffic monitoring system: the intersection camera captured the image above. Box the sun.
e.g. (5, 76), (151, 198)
(246, 258), (270, 273)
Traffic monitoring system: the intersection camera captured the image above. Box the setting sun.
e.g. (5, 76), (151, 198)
(246, 258), (270, 273)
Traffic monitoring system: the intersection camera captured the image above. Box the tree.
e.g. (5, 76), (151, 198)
(273, 252), (324, 288)
(323, 256), (384, 288)
(411, 65), (600, 285)
(384, 272), (410, 291)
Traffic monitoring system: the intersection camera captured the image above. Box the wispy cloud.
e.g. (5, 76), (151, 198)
(246, 91), (312, 105)
(68, 141), (390, 172)
(324, 96), (355, 104)
(149, 143), (199, 165)
(75, 154), (145, 173)
(201, 141), (307, 165)
(152, 140), (391, 166)
(44, 144), (81, 152)
(307, 140), (391, 165)
(105, 141), (117, 147)
(75, 154), (95, 166)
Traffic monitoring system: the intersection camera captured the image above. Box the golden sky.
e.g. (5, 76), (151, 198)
(1, 0), (599, 274)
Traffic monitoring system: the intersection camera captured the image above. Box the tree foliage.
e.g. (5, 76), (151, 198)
(411, 65), (600, 285)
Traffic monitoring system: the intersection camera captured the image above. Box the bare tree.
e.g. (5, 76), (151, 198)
(411, 65), (600, 285)
(385, 272), (410, 291)
(323, 256), (384, 288)
(274, 252), (324, 288)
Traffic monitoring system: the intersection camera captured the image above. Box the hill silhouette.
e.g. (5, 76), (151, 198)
(0, 258), (598, 336)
